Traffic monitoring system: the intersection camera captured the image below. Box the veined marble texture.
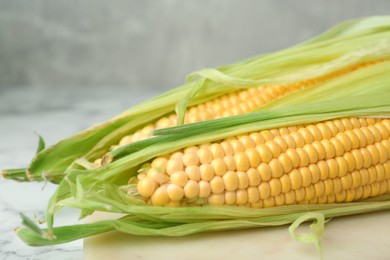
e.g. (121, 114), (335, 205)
(0, 86), (159, 260)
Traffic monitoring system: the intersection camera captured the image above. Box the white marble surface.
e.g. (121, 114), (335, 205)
(0, 86), (159, 259)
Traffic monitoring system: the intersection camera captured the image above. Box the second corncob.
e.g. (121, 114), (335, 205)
(131, 117), (390, 208)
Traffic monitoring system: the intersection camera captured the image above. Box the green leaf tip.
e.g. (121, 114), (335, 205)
(20, 213), (57, 243)
(34, 132), (46, 154)
(20, 213), (43, 236)
(289, 212), (325, 259)
(2, 133), (45, 182)
(176, 77), (207, 125)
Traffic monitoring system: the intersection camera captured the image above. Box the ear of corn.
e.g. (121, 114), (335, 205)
(98, 58), (382, 165)
(3, 16), (390, 182)
(7, 17), (390, 251)
(23, 68), (390, 246)
(106, 60), (390, 167)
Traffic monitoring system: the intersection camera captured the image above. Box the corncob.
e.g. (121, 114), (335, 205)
(132, 117), (390, 207)
(95, 60), (381, 166)
(114, 61), (380, 148)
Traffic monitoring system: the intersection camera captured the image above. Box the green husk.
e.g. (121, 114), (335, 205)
(3, 16), (390, 183)
(21, 60), (390, 247)
(17, 196), (390, 246)
(7, 16), (390, 253)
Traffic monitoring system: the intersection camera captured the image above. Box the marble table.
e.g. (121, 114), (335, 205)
(0, 86), (159, 259)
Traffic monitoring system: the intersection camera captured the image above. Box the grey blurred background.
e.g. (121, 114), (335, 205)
(1, 0), (390, 91)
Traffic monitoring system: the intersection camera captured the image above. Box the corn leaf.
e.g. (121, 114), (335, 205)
(17, 196), (390, 246)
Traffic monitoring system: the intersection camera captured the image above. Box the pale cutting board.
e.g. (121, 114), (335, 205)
(84, 211), (390, 260)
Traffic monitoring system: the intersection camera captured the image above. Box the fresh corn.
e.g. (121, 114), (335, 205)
(9, 17), (390, 250)
(132, 117), (390, 207)
(95, 60), (381, 166)
(115, 61), (379, 148)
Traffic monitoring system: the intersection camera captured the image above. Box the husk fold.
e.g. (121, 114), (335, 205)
(7, 17), (390, 253)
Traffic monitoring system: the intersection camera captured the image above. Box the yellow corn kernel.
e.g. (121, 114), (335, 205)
(170, 171), (188, 187)
(184, 180), (199, 199)
(257, 163), (272, 181)
(223, 171), (239, 191)
(225, 191), (236, 205)
(210, 176), (225, 194)
(211, 158), (226, 177)
(167, 184), (184, 201)
(237, 171), (249, 189)
(248, 186), (260, 203)
(289, 169), (302, 190)
(208, 193), (225, 205)
(247, 168), (261, 186)
(200, 163), (215, 181)
(166, 157), (184, 176)
(236, 190), (248, 205)
(235, 152), (250, 171)
(151, 185), (170, 206)
(198, 181), (211, 198)
(136, 177), (157, 198)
